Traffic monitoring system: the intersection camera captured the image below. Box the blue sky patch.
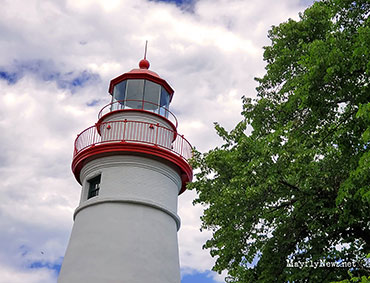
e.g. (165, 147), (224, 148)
(56, 70), (100, 92)
(0, 71), (18, 84)
(0, 59), (100, 92)
(154, 0), (191, 4)
(182, 271), (217, 283)
(86, 99), (101, 107)
(150, 0), (196, 11)
(29, 259), (62, 274)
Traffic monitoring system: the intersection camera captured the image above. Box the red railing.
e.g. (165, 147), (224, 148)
(73, 120), (192, 161)
(98, 100), (178, 128)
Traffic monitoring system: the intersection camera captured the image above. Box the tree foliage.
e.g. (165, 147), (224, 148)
(189, 0), (370, 282)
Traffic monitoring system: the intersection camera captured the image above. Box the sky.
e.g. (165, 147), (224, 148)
(0, 0), (315, 282)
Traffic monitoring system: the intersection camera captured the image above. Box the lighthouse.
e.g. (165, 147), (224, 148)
(58, 56), (193, 283)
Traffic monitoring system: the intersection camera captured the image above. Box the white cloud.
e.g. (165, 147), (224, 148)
(0, 0), (314, 282)
(0, 264), (57, 283)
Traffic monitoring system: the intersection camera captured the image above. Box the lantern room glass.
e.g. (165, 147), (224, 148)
(111, 79), (170, 118)
(126, 79), (145, 109)
(111, 81), (126, 111)
(160, 88), (170, 117)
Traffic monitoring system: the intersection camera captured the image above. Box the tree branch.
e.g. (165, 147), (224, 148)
(268, 198), (298, 212)
(279, 180), (301, 192)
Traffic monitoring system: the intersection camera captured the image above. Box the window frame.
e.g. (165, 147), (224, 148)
(87, 174), (101, 199)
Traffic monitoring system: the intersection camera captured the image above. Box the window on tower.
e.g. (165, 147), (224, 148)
(87, 175), (101, 199)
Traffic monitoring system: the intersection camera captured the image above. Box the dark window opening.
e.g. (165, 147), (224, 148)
(88, 175), (101, 199)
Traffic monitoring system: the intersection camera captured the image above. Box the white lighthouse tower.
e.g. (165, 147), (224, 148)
(58, 56), (193, 283)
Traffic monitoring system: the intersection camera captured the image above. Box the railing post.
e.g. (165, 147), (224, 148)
(123, 119), (127, 142)
(180, 135), (184, 156)
(74, 134), (79, 156)
(155, 123), (159, 146)
(93, 125), (96, 146)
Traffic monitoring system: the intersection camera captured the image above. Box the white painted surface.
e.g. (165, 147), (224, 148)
(101, 110), (175, 130)
(59, 155), (182, 283)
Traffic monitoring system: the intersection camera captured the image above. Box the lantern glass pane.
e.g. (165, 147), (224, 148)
(126, 79), (144, 109)
(159, 88), (170, 117)
(143, 80), (160, 112)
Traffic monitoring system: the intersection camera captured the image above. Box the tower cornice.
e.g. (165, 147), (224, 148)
(72, 142), (193, 195)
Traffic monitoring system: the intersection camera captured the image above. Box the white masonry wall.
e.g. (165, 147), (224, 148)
(58, 155), (182, 283)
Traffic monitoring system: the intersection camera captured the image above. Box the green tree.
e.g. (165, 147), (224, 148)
(189, 0), (370, 282)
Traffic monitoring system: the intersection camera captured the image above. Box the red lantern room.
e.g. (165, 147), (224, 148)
(108, 59), (174, 117)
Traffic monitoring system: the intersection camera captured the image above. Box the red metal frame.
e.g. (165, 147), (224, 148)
(72, 120), (193, 194)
